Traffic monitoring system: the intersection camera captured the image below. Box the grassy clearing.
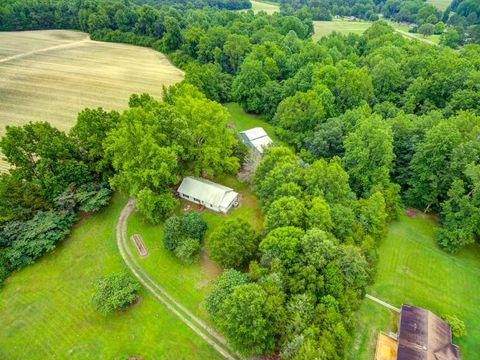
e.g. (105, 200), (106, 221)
(125, 175), (263, 324)
(313, 19), (372, 41)
(250, 0), (279, 14)
(224, 102), (280, 143)
(0, 194), (222, 360)
(347, 212), (480, 359)
(313, 19), (439, 45)
(427, 0), (451, 11)
(0, 30), (184, 171)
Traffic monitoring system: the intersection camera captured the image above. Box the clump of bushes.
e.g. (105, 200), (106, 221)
(442, 314), (467, 337)
(207, 218), (260, 269)
(163, 212), (207, 264)
(92, 272), (140, 316)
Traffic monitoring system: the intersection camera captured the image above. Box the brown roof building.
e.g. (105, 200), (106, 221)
(397, 305), (461, 360)
(374, 304), (461, 360)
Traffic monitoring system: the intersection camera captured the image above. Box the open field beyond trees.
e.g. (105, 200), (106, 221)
(427, 0), (452, 11)
(0, 30), (184, 171)
(347, 213), (480, 359)
(0, 194), (222, 360)
(313, 20), (373, 41)
(250, 0), (279, 14)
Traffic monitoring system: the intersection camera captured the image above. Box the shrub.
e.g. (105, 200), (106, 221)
(163, 216), (183, 251)
(174, 237), (201, 264)
(206, 269), (250, 321)
(207, 218), (259, 269)
(92, 272), (140, 316)
(0, 211), (77, 270)
(76, 183), (112, 212)
(180, 211), (208, 241)
(442, 314), (467, 337)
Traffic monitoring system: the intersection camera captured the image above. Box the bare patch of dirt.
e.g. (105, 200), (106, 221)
(200, 251), (222, 279)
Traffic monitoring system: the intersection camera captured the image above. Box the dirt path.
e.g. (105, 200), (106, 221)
(393, 29), (439, 46)
(116, 198), (236, 360)
(366, 294), (401, 313)
(0, 37), (89, 64)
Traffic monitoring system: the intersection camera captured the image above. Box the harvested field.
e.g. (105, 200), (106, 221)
(0, 30), (184, 171)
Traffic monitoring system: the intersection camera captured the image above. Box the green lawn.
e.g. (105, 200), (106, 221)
(249, 0), (279, 14)
(125, 174), (263, 324)
(0, 194), (222, 360)
(347, 212), (480, 359)
(224, 102), (280, 143)
(313, 20), (372, 41)
(427, 0), (451, 11)
(313, 19), (439, 45)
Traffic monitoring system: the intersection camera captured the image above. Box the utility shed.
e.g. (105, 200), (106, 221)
(177, 176), (239, 214)
(240, 127), (273, 160)
(397, 304), (461, 360)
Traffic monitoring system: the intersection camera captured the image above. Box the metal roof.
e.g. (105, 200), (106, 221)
(240, 127), (273, 154)
(240, 127), (268, 141)
(177, 177), (238, 208)
(397, 305), (461, 360)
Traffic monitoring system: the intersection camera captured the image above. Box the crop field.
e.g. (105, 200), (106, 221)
(0, 194), (221, 360)
(250, 0), (279, 14)
(0, 30), (184, 171)
(347, 212), (480, 359)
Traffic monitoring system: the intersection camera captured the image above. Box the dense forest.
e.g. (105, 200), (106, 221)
(0, 0), (479, 358)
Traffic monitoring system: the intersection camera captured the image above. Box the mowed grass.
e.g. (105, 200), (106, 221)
(126, 175), (263, 324)
(313, 19), (439, 45)
(347, 213), (480, 359)
(0, 194), (222, 360)
(313, 19), (372, 41)
(427, 0), (452, 11)
(0, 30), (184, 171)
(250, 0), (279, 14)
(224, 102), (280, 143)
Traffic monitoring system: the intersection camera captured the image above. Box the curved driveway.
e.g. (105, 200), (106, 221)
(115, 198), (236, 360)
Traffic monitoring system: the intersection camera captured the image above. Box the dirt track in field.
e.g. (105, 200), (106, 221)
(0, 30), (184, 171)
(116, 198), (236, 360)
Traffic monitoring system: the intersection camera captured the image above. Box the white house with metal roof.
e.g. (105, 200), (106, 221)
(240, 127), (273, 160)
(177, 176), (239, 214)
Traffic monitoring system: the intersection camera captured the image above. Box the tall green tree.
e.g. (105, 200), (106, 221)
(343, 116), (394, 196)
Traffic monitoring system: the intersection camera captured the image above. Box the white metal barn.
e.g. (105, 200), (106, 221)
(240, 127), (273, 160)
(177, 176), (239, 214)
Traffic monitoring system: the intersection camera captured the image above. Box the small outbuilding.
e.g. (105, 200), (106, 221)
(177, 176), (239, 214)
(240, 127), (273, 160)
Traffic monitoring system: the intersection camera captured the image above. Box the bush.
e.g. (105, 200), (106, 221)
(442, 314), (467, 337)
(206, 269), (250, 321)
(163, 216), (183, 251)
(137, 189), (178, 224)
(163, 212), (207, 261)
(207, 218), (259, 269)
(76, 182), (112, 213)
(174, 237), (201, 264)
(180, 211), (208, 241)
(0, 211), (77, 270)
(92, 272), (140, 316)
